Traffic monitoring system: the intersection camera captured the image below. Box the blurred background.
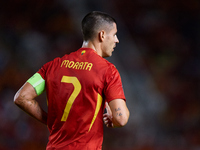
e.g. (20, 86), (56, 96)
(0, 0), (200, 150)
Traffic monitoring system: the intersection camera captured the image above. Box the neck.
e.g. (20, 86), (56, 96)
(82, 40), (102, 57)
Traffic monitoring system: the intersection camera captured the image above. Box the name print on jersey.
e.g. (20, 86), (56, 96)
(60, 60), (93, 71)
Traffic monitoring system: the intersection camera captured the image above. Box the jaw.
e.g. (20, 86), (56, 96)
(102, 51), (113, 58)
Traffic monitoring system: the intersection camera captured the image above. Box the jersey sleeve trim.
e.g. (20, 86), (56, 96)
(27, 73), (45, 95)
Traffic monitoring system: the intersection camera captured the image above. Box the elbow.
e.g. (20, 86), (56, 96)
(14, 93), (18, 104)
(113, 112), (130, 127)
(14, 92), (22, 106)
(119, 115), (129, 127)
(14, 93), (26, 110)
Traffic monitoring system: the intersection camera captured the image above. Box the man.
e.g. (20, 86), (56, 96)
(14, 11), (129, 150)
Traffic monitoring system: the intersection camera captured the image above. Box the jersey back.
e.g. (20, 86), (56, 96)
(37, 48), (126, 150)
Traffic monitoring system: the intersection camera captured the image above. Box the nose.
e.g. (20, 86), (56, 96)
(115, 35), (119, 43)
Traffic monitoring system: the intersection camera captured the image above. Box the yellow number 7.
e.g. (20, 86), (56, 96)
(61, 76), (81, 122)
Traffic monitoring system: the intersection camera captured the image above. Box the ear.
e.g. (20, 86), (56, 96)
(99, 30), (105, 42)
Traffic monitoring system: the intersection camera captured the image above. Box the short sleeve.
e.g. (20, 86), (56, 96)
(37, 61), (50, 80)
(37, 57), (60, 80)
(27, 59), (54, 95)
(104, 64), (126, 103)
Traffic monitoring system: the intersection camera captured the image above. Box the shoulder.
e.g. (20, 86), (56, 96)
(103, 60), (118, 74)
(37, 56), (63, 77)
(93, 53), (115, 68)
(43, 57), (62, 68)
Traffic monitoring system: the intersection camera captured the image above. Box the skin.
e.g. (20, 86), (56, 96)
(14, 22), (129, 128)
(83, 22), (129, 127)
(103, 100), (129, 128)
(14, 82), (47, 125)
(82, 23), (119, 58)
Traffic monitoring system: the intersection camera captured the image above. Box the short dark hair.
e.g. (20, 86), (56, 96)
(81, 11), (116, 41)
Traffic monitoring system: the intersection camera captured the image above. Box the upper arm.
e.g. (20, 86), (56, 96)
(14, 82), (48, 125)
(14, 72), (45, 104)
(14, 82), (38, 105)
(108, 99), (129, 127)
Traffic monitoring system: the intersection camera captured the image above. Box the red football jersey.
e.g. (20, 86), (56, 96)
(37, 48), (126, 150)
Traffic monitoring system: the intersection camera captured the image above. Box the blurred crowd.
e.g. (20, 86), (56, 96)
(112, 0), (200, 149)
(0, 0), (200, 150)
(0, 0), (81, 149)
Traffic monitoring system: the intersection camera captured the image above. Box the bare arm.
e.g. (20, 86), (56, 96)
(14, 82), (47, 125)
(103, 99), (129, 128)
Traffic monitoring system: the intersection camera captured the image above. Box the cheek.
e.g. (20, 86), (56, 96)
(106, 38), (113, 46)
(103, 36), (113, 51)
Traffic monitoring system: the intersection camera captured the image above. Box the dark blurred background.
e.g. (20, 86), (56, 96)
(0, 0), (200, 150)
